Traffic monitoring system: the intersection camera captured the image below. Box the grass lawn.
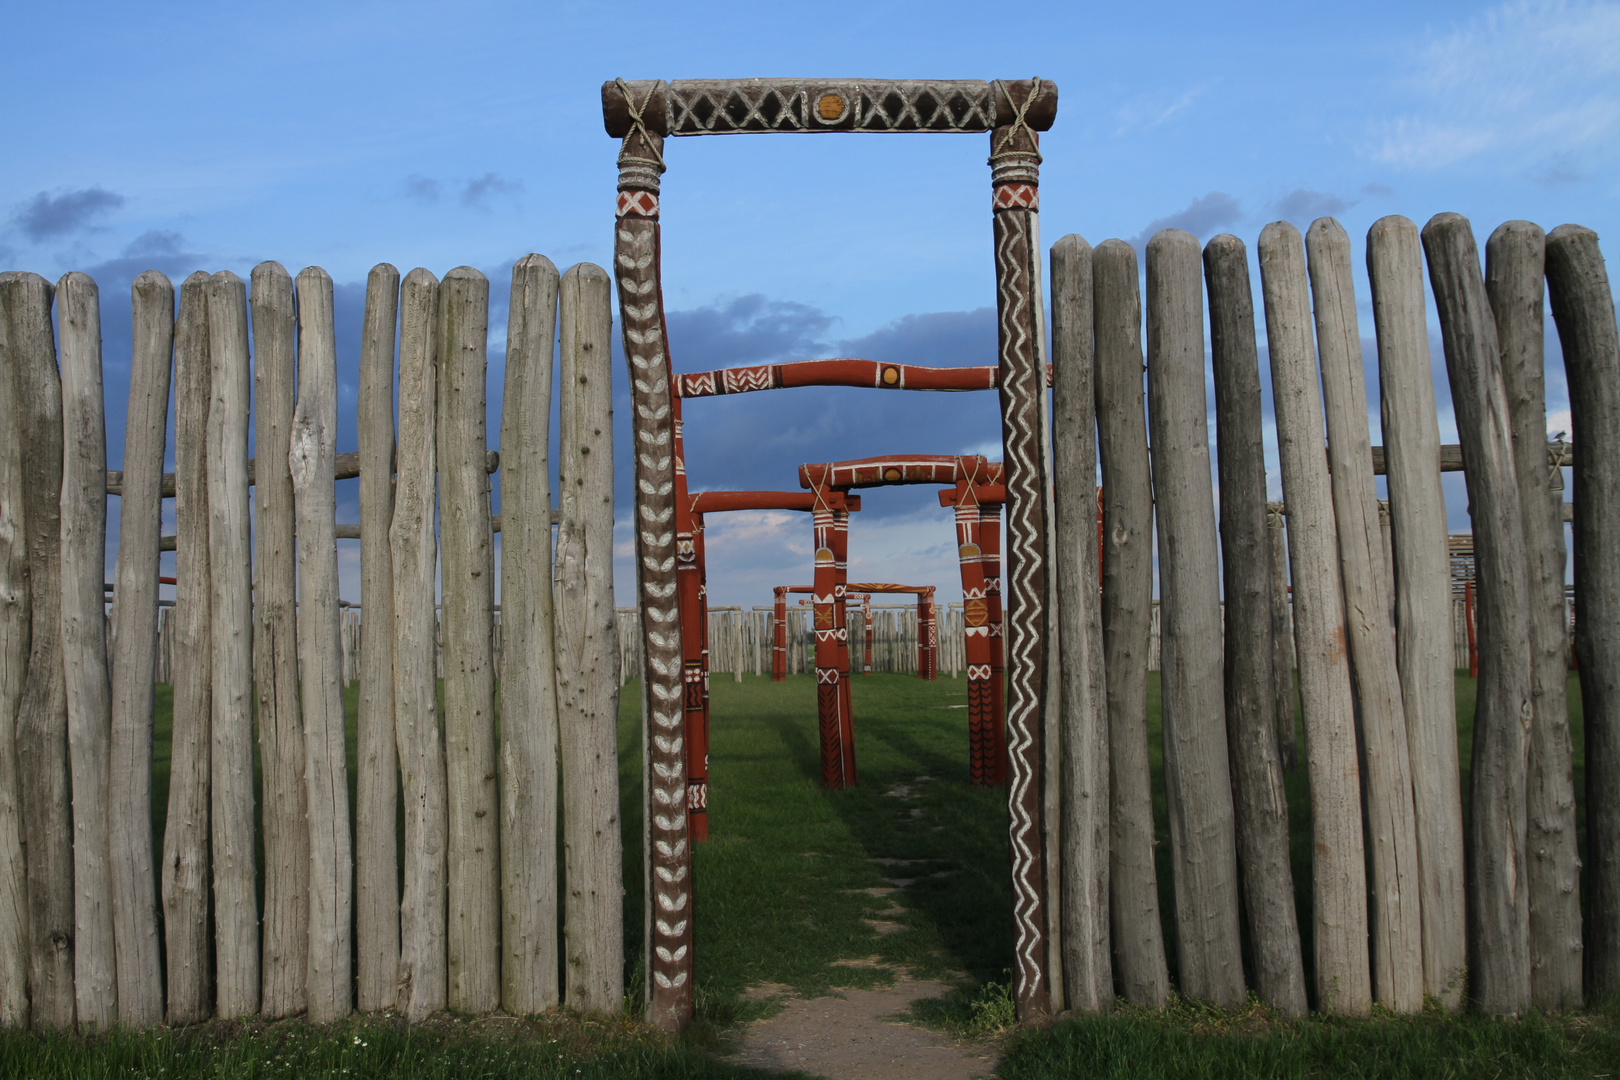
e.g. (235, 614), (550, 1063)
(2, 667), (1615, 1078)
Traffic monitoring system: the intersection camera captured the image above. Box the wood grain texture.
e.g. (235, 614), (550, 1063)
(3, 273), (75, 1031)
(391, 269), (447, 1021)
(1545, 223), (1620, 996)
(1204, 234), (1307, 1017)
(0, 273), (32, 1027)
(205, 271), (259, 1018)
(1306, 219), (1424, 1013)
(249, 260), (307, 1018)
(1487, 221), (1584, 1010)
(1049, 234), (1111, 1013)
(1091, 239), (1171, 1007)
(1265, 508), (1298, 773)
(292, 267), (353, 1023)
(1423, 212), (1533, 1017)
(1366, 216), (1467, 1007)
(499, 254), (562, 1015)
(107, 270), (172, 1027)
(163, 272), (212, 1025)
(437, 266), (499, 1013)
(1258, 221), (1371, 1016)
(356, 262), (401, 1013)
(557, 262), (623, 1010)
(1144, 228), (1245, 1008)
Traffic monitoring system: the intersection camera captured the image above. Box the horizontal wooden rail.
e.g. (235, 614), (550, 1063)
(602, 78), (1057, 138)
(799, 455), (1003, 490)
(690, 490), (860, 514)
(107, 449), (500, 498)
(673, 359), (1055, 398)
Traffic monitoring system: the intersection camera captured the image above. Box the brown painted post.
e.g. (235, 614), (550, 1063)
(392, 269), (448, 1021)
(249, 260), (307, 1019)
(206, 271), (259, 1018)
(163, 272), (212, 1025)
(1258, 221), (1371, 1015)
(1488, 221), (1584, 1010)
(806, 488), (848, 788)
(499, 253), (562, 1014)
(1306, 218), (1424, 1012)
(356, 262), (401, 1013)
(1049, 232), (1112, 1012)
(1367, 216), (1467, 1007)
(611, 104), (693, 1033)
(1424, 212), (1534, 1016)
(106, 271), (171, 1027)
(1545, 223), (1620, 996)
(556, 261), (623, 1009)
(1144, 228), (1245, 1008)
(437, 267), (499, 1013)
(1204, 234), (1307, 1016)
(773, 587), (788, 681)
(1092, 238), (1171, 1007)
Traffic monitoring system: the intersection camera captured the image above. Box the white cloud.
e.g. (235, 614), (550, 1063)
(1113, 82), (1213, 137)
(1370, 1), (1620, 169)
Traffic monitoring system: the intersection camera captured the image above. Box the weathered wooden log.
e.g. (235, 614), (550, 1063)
(2, 272), (74, 1031)
(206, 271), (259, 1018)
(557, 262), (623, 1010)
(1091, 238), (1171, 1006)
(163, 271), (213, 1024)
(249, 260), (307, 1019)
(392, 269), (447, 1021)
(1049, 234), (1111, 1012)
(356, 262), (400, 1013)
(436, 267), (499, 1012)
(0, 274), (32, 1027)
(1367, 215), (1467, 1007)
(1258, 221), (1371, 1015)
(1545, 223), (1620, 996)
(1144, 228), (1245, 1007)
(1488, 221), (1584, 1010)
(291, 268), (352, 1022)
(55, 273), (116, 1031)
(1204, 234), (1307, 1016)
(107, 270), (172, 1027)
(1423, 212), (1533, 1016)
(499, 254), (562, 1014)
(1306, 219), (1424, 1013)
(1265, 506), (1298, 772)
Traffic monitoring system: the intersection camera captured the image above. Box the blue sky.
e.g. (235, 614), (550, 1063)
(4, 0), (1617, 606)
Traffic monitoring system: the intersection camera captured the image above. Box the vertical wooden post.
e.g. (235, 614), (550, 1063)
(1144, 228), (1245, 1008)
(1265, 506), (1298, 772)
(1049, 233), (1112, 1012)
(107, 271), (173, 1028)
(206, 271), (259, 1018)
(356, 262), (401, 1013)
(773, 587), (788, 681)
(1205, 234), (1307, 1016)
(981, 503), (1008, 784)
(612, 105), (694, 1032)
(56, 273), (117, 1031)
(557, 262), (623, 1009)
(292, 267), (353, 1023)
(832, 509), (856, 780)
(690, 512), (713, 824)
(249, 260), (308, 1019)
(1307, 219), (1424, 1012)
(0, 273), (32, 1028)
(1545, 223), (1620, 996)
(4, 272), (75, 1031)
(1092, 238), (1171, 1007)
(1258, 221), (1371, 1015)
(1488, 221), (1584, 1010)
(806, 489), (847, 788)
(437, 267), (499, 1013)
(163, 271), (213, 1025)
(1367, 216), (1467, 1009)
(953, 492), (994, 785)
(392, 268), (447, 1021)
(1423, 212), (1534, 1016)
(500, 253), (562, 1015)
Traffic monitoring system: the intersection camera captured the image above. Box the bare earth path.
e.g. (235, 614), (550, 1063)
(728, 977), (999, 1080)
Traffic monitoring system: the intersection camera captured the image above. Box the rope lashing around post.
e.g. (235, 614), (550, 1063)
(988, 77), (1044, 166)
(615, 77), (667, 170)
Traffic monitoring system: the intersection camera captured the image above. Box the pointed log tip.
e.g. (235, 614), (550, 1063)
(1546, 222), (1597, 245)
(1307, 216), (1350, 243)
(563, 261), (611, 285)
(1422, 211), (1471, 238)
(297, 265), (334, 286)
(251, 260), (292, 284)
(1488, 220), (1544, 245)
(1052, 233), (1092, 256)
(1259, 220), (1302, 246)
(368, 262), (401, 282)
(403, 266), (440, 288)
(132, 268), (175, 295)
(443, 265), (488, 284)
(182, 269), (212, 287)
(56, 270), (97, 294)
(1367, 215), (1418, 243)
(1146, 228), (1198, 255)
(514, 253), (560, 276)
(208, 268), (245, 287)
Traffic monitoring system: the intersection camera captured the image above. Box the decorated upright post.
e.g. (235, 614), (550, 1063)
(772, 586), (788, 681)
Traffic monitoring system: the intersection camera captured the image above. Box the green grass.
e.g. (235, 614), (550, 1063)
(5, 667), (1614, 1078)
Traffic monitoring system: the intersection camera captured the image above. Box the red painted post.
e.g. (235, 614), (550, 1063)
(772, 586), (788, 681)
(980, 502), (1008, 785)
(808, 490), (849, 789)
(833, 507), (856, 782)
(672, 403), (710, 840)
(954, 493), (996, 785)
(861, 594), (874, 675)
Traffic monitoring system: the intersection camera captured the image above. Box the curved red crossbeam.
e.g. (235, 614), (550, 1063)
(675, 359), (1053, 399)
(690, 490), (859, 514)
(798, 454), (1004, 491)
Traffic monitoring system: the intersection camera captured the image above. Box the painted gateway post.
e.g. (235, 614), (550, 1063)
(604, 76), (1061, 1028)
